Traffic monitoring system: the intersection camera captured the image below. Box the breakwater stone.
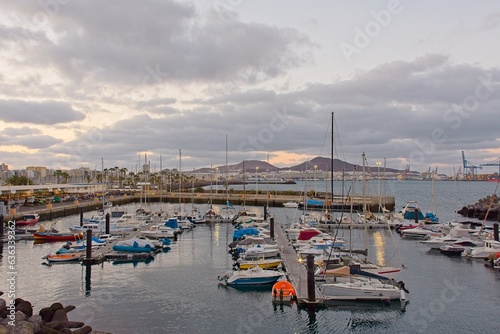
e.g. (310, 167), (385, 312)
(0, 291), (107, 334)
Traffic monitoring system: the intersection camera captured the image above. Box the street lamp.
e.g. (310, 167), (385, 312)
(255, 167), (259, 195)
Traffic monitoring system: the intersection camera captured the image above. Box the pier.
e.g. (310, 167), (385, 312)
(274, 221), (325, 307)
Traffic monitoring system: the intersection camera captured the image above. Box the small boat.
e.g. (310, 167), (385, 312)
(15, 213), (40, 227)
(283, 201), (299, 208)
(462, 239), (500, 259)
(440, 240), (481, 255)
(44, 253), (82, 263)
(236, 258), (283, 270)
(271, 280), (296, 303)
(34, 232), (85, 242)
(112, 237), (156, 253)
(219, 266), (284, 286)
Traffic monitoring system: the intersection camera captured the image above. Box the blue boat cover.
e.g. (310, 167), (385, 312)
(164, 218), (179, 229)
(233, 227), (260, 240)
(403, 210), (425, 220)
(305, 199), (324, 206)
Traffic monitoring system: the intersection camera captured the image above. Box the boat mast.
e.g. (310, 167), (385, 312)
(179, 149), (182, 212)
(330, 112), (334, 214)
(242, 160), (246, 210)
(225, 134), (229, 209)
(362, 152), (368, 258)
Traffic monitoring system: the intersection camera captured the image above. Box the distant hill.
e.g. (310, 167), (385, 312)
(193, 156), (404, 173)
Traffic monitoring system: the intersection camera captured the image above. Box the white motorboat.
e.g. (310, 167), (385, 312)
(219, 266), (284, 286)
(283, 201), (299, 208)
(243, 244), (279, 258)
(421, 227), (477, 249)
(68, 220), (134, 234)
(141, 225), (177, 239)
(400, 227), (442, 239)
(462, 239), (500, 259)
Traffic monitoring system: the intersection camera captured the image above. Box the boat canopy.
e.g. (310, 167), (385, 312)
(233, 228), (260, 241)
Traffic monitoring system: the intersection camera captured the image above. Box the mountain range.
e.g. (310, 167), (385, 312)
(192, 156), (404, 174)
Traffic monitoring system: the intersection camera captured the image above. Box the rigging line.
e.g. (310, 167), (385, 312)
(332, 114), (346, 162)
(479, 180), (499, 234)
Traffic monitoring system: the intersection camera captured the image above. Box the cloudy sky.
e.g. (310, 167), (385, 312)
(1, 0), (499, 175)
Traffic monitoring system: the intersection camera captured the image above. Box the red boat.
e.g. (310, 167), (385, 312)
(34, 232), (85, 243)
(15, 213), (40, 227)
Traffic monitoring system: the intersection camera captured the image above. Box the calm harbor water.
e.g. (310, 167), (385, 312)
(1, 180), (499, 333)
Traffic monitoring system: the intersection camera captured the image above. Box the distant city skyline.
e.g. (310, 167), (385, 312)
(1, 1), (499, 175)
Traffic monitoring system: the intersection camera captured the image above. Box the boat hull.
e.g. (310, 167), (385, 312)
(34, 232), (84, 242)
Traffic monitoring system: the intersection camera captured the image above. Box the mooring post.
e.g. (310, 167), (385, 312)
(85, 229), (92, 261)
(270, 217), (274, 238)
(494, 223), (499, 242)
(105, 213), (110, 235)
(306, 254), (316, 303)
(80, 207), (84, 227)
(263, 204), (267, 220)
(415, 208), (419, 225)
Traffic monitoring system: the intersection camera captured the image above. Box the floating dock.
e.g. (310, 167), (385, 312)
(274, 222), (325, 306)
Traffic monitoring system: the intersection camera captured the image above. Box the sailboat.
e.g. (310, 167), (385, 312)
(219, 135), (237, 222)
(317, 115), (407, 303)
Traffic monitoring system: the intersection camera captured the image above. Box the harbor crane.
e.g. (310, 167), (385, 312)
(480, 157), (500, 175)
(462, 151), (482, 179)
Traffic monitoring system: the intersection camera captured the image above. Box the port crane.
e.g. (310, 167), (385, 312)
(480, 157), (500, 175)
(462, 151), (482, 179)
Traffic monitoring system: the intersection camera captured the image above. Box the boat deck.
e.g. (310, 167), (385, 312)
(274, 222), (324, 306)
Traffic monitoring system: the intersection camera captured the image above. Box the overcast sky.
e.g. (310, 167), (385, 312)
(1, 0), (499, 175)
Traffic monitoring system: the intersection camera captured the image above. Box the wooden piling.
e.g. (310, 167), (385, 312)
(105, 213), (110, 235)
(270, 217), (274, 238)
(306, 254), (316, 303)
(0, 214), (4, 239)
(494, 223), (499, 242)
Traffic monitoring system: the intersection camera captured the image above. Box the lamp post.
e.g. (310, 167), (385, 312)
(255, 167), (259, 195)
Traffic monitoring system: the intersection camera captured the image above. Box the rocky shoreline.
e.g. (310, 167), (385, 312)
(0, 291), (110, 334)
(457, 193), (499, 221)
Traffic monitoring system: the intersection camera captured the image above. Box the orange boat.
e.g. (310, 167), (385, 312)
(272, 281), (296, 302)
(44, 253), (82, 263)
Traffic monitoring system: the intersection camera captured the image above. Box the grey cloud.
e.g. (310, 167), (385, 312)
(0, 100), (85, 124)
(5, 1), (312, 85)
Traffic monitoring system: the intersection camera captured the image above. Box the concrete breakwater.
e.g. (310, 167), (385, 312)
(2, 192), (395, 224)
(457, 193), (500, 221)
(0, 291), (110, 334)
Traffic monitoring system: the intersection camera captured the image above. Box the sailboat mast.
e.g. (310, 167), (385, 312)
(330, 112), (334, 211)
(242, 160), (246, 209)
(225, 135), (229, 207)
(159, 154), (163, 206)
(179, 149), (182, 211)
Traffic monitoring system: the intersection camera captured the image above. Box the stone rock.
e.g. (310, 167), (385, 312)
(12, 320), (34, 334)
(39, 325), (60, 334)
(63, 306), (75, 314)
(14, 311), (28, 324)
(0, 299), (6, 310)
(28, 315), (42, 334)
(49, 303), (63, 312)
(58, 329), (72, 334)
(0, 324), (7, 334)
(50, 309), (68, 322)
(15, 301), (33, 318)
(38, 308), (53, 323)
(72, 325), (92, 334)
